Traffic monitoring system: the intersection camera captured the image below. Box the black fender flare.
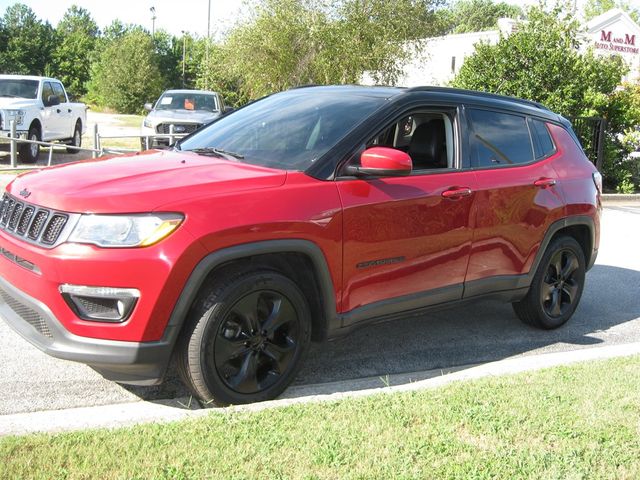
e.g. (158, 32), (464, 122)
(162, 239), (339, 349)
(528, 215), (596, 278)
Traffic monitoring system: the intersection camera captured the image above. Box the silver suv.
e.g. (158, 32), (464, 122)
(140, 89), (226, 148)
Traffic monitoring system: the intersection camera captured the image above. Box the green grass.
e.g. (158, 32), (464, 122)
(2, 356), (640, 479)
(110, 114), (144, 129)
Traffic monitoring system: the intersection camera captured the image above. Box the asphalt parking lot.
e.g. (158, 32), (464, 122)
(0, 204), (638, 416)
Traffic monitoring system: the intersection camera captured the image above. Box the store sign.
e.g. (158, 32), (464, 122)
(594, 30), (639, 54)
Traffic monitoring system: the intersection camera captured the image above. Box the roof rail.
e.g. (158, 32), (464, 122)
(288, 84), (321, 90)
(407, 86), (550, 111)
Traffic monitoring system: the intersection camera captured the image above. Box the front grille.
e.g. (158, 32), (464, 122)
(0, 193), (69, 247)
(156, 123), (201, 135)
(0, 285), (52, 338)
(17, 206), (34, 235)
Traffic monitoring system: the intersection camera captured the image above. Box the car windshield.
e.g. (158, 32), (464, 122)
(179, 91), (386, 170)
(155, 92), (218, 112)
(0, 79), (39, 99)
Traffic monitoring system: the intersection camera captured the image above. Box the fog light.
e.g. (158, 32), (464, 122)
(59, 285), (140, 323)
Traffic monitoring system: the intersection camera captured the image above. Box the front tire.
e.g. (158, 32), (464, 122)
(66, 121), (82, 154)
(513, 235), (586, 329)
(177, 270), (311, 406)
(18, 125), (40, 163)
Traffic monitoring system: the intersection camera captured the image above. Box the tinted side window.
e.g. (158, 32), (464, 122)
(469, 109), (534, 167)
(529, 118), (555, 159)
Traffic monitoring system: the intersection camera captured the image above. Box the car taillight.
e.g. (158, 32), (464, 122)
(592, 171), (603, 194)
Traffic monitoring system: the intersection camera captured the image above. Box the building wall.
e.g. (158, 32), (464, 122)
(585, 9), (640, 83)
(372, 9), (640, 88)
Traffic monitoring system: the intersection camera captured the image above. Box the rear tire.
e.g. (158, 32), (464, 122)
(66, 121), (82, 154)
(18, 125), (40, 164)
(177, 270), (311, 406)
(513, 235), (585, 329)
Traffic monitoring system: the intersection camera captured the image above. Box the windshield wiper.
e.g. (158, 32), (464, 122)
(186, 147), (244, 160)
(0, 94), (20, 98)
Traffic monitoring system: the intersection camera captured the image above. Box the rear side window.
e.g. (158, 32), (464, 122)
(468, 109), (534, 167)
(529, 118), (555, 159)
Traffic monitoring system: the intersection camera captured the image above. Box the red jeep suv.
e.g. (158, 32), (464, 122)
(0, 86), (601, 405)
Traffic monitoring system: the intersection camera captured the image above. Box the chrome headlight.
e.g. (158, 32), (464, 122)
(6, 109), (25, 125)
(68, 213), (183, 248)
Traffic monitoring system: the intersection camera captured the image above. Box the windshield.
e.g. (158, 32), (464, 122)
(179, 91), (386, 170)
(0, 79), (39, 99)
(155, 92), (218, 112)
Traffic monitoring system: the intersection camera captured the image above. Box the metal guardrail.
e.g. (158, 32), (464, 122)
(2, 121), (188, 169)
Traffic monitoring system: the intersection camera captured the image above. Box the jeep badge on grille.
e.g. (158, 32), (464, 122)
(19, 188), (31, 199)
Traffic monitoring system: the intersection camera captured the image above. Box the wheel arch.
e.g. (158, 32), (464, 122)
(531, 216), (596, 279)
(165, 240), (338, 350)
(28, 119), (42, 135)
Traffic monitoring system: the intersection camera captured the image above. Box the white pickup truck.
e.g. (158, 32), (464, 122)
(0, 75), (87, 163)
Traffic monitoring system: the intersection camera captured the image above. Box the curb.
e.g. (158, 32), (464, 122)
(2, 342), (640, 437)
(602, 194), (640, 202)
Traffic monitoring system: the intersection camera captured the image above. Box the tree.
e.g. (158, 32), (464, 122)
(52, 5), (99, 97)
(88, 30), (163, 113)
(197, 43), (250, 107)
(153, 29), (191, 90)
(452, 4), (636, 191)
(0, 4), (55, 75)
(437, 0), (523, 34)
(207, 0), (445, 101)
(451, 5), (626, 118)
(584, 0), (639, 23)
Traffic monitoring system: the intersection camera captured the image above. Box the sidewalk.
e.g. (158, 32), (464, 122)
(2, 342), (639, 437)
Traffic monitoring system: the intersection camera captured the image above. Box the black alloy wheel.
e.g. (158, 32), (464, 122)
(213, 290), (300, 394)
(177, 270), (311, 406)
(540, 248), (580, 319)
(513, 235), (586, 329)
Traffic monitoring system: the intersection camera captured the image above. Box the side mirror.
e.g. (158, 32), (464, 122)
(346, 147), (412, 177)
(144, 102), (154, 112)
(223, 106), (235, 115)
(47, 95), (60, 107)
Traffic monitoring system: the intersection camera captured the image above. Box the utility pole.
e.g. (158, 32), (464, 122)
(205, 0), (211, 89)
(150, 6), (156, 37)
(182, 31), (187, 88)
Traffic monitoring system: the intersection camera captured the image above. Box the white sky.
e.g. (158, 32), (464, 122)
(0, 0), (584, 38)
(0, 0), (251, 38)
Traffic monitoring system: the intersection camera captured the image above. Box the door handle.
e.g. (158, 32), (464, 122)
(534, 178), (556, 188)
(67, 108), (72, 113)
(56, 109), (61, 114)
(442, 187), (472, 199)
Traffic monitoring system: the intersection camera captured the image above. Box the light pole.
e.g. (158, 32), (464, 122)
(150, 6), (156, 37)
(181, 31), (187, 88)
(205, 0), (211, 89)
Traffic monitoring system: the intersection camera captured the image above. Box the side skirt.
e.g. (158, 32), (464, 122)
(332, 276), (529, 340)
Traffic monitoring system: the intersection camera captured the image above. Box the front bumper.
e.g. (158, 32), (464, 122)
(0, 273), (174, 385)
(0, 129), (27, 140)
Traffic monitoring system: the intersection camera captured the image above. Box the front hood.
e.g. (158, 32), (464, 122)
(8, 150), (287, 213)
(0, 98), (36, 109)
(146, 109), (220, 125)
